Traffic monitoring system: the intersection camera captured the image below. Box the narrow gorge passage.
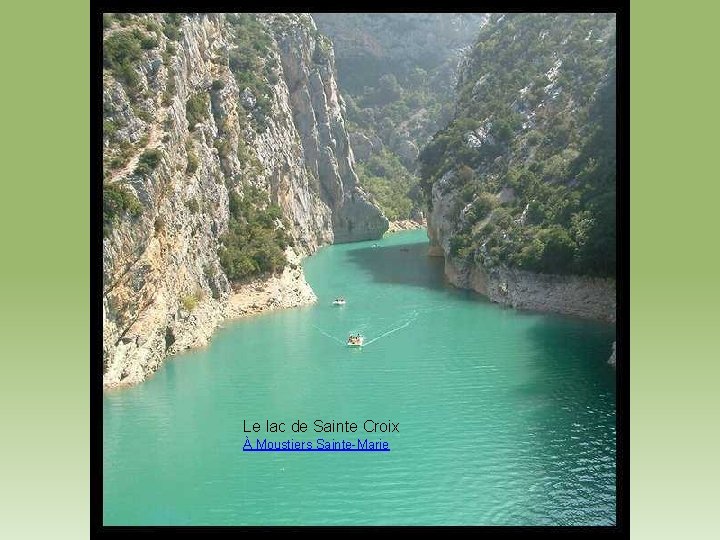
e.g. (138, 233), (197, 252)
(102, 13), (618, 527)
(104, 230), (616, 525)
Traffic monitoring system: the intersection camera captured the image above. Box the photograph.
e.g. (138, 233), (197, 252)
(99, 10), (624, 528)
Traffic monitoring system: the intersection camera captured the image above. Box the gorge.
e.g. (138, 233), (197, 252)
(102, 13), (618, 526)
(103, 12), (617, 390)
(103, 13), (388, 388)
(419, 13), (617, 325)
(104, 229), (617, 525)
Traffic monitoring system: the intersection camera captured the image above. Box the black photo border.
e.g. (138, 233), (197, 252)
(91, 2), (629, 537)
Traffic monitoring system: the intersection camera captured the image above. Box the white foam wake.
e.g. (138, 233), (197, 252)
(312, 325), (345, 345)
(364, 311), (418, 346)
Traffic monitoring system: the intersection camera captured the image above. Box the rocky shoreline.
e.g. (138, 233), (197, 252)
(224, 250), (317, 320)
(441, 255), (617, 368)
(386, 218), (427, 234)
(444, 256), (617, 324)
(105, 226), (435, 391)
(103, 249), (316, 391)
(102, 14), (388, 390)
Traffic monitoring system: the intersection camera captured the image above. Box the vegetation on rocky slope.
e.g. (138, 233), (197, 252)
(354, 149), (419, 221)
(218, 184), (292, 281)
(102, 13), (289, 279)
(314, 14), (488, 220)
(419, 13), (617, 277)
(103, 183), (141, 238)
(225, 13), (275, 132)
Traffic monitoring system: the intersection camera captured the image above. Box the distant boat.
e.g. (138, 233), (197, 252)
(333, 298), (346, 306)
(347, 334), (364, 347)
(372, 243), (378, 248)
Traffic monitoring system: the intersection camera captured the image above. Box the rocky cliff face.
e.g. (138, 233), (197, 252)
(102, 13), (387, 388)
(312, 14), (490, 221)
(443, 251), (616, 323)
(421, 14), (617, 324)
(427, 170), (616, 323)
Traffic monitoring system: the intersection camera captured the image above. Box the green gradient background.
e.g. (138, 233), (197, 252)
(1, 2), (717, 538)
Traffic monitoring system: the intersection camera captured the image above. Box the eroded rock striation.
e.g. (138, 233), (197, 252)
(102, 13), (386, 388)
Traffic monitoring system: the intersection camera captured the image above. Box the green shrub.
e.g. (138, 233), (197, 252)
(107, 140), (133, 170)
(538, 226), (576, 273)
(140, 35), (158, 49)
(163, 13), (182, 40)
(464, 193), (496, 224)
(103, 183), (142, 236)
(185, 198), (199, 213)
(132, 104), (153, 123)
(218, 186), (289, 282)
(214, 137), (231, 158)
(356, 149), (418, 220)
(211, 79), (225, 91)
(515, 237), (545, 269)
(162, 71), (176, 106)
(449, 232), (473, 259)
(186, 141), (199, 174)
(112, 13), (131, 25)
(457, 165), (475, 183)
(103, 119), (119, 140)
(236, 139), (251, 164)
(186, 92), (209, 130)
(135, 149), (161, 176)
(104, 31), (144, 89)
(203, 263), (216, 280)
(180, 289), (204, 311)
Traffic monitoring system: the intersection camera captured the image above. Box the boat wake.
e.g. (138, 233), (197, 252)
(364, 311), (419, 346)
(313, 310), (421, 348)
(312, 325), (345, 345)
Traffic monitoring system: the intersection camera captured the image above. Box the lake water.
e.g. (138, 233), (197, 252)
(103, 229), (616, 525)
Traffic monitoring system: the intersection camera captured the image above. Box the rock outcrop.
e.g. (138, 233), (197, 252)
(443, 256), (616, 323)
(102, 13), (386, 388)
(386, 218), (426, 234)
(427, 170), (616, 324)
(348, 132), (375, 162)
(421, 14), (617, 327)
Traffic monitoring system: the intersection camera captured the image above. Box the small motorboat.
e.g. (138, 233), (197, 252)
(347, 334), (364, 347)
(333, 297), (346, 306)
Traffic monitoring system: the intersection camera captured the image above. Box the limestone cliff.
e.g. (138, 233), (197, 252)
(102, 13), (387, 388)
(420, 14), (617, 324)
(427, 170), (616, 323)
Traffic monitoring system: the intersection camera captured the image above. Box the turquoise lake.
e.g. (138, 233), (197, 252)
(103, 229), (616, 525)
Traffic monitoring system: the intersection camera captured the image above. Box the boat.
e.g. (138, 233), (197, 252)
(332, 298), (346, 306)
(347, 334), (364, 347)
